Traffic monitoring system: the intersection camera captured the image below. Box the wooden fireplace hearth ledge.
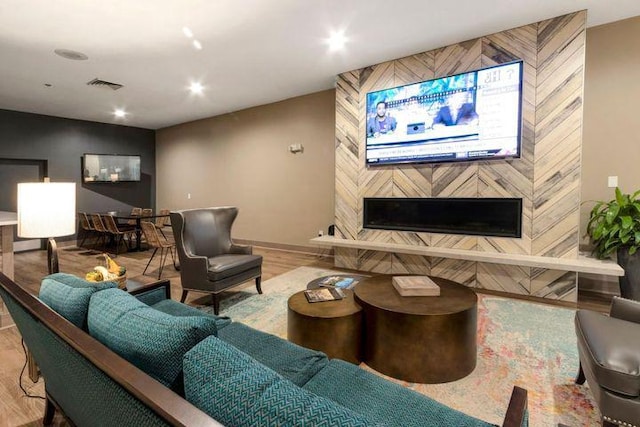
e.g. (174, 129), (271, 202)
(310, 236), (624, 277)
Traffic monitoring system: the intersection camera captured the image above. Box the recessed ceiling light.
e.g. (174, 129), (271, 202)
(193, 40), (203, 50)
(54, 49), (88, 61)
(189, 82), (204, 94)
(327, 31), (347, 51)
(113, 109), (127, 118)
(183, 27), (194, 38)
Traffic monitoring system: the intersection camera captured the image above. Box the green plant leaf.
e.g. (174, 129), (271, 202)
(630, 246), (637, 255)
(605, 204), (620, 224)
(615, 187), (624, 205)
(621, 216), (633, 229)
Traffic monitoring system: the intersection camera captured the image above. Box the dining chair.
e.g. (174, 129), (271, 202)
(140, 221), (176, 279)
(102, 214), (134, 256)
(154, 209), (171, 239)
(89, 214), (108, 251)
(78, 212), (98, 249)
(126, 207), (142, 226)
(141, 208), (153, 217)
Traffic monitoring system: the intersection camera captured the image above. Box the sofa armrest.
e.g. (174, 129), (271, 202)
(610, 296), (640, 324)
(502, 386), (528, 427)
(128, 279), (171, 305)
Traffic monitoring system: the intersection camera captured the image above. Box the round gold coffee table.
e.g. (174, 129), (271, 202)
(354, 275), (477, 384)
(287, 289), (362, 364)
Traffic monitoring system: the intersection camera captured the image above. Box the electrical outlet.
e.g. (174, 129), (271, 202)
(318, 230), (323, 237)
(607, 176), (618, 188)
(187, 193), (191, 199)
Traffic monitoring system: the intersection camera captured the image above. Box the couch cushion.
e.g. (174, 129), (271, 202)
(183, 336), (372, 427)
(87, 289), (218, 392)
(39, 273), (117, 329)
(206, 254), (262, 281)
(217, 321), (328, 386)
(151, 299), (232, 330)
(575, 309), (640, 397)
(303, 359), (494, 427)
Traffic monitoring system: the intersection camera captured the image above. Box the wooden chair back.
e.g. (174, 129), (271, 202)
(127, 207), (142, 225)
(79, 212), (94, 231)
(155, 209), (170, 227)
(90, 214), (107, 233)
(141, 221), (162, 248)
(141, 208), (153, 218)
(102, 214), (120, 234)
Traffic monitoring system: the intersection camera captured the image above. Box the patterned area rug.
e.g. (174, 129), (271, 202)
(202, 266), (600, 426)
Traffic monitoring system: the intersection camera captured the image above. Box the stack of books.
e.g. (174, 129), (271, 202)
(392, 276), (440, 297)
(304, 287), (345, 303)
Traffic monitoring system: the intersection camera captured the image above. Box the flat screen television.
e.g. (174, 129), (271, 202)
(82, 154), (141, 183)
(365, 60), (523, 166)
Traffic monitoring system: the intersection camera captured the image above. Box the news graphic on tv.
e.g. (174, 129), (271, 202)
(365, 61), (523, 166)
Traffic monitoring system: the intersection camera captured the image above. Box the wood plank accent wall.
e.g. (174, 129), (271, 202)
(334, 11), (586, 301)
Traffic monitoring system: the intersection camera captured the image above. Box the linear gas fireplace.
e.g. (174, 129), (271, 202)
(363, 198), (522, 238)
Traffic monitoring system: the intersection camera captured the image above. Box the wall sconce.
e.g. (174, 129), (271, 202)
(17, 180), (76, 274)
(288, 143), (304, 154)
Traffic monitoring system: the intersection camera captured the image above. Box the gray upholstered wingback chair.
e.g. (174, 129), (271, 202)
(575, 296), (640, 427)
(170, 207), (262, 315)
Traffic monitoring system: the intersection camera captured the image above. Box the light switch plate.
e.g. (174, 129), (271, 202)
(608, 176), (618, 188)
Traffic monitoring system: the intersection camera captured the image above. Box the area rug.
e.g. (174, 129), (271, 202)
(204, 266), (600, 426)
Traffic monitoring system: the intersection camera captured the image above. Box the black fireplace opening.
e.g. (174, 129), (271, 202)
(363, 197), (522, 238)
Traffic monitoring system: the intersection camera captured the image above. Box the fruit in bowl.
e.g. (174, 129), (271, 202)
(85, 254), (127, 287)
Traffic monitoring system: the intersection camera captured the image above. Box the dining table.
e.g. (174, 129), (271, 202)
(104, 211), (170, 252)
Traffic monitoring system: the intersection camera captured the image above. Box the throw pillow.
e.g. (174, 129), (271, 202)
(39, 272), (117, 329)
(87, 288), (218, 393)
(183, 336), (373, 427)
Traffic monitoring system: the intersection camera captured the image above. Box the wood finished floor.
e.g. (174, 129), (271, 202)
(0, 241), (609, 426)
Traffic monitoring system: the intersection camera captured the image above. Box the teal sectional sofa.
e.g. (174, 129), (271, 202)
(0, 272), (528, 426)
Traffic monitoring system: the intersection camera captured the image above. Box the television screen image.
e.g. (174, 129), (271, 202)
(366, 61), (523, 166)
(83, 154), (141, 183)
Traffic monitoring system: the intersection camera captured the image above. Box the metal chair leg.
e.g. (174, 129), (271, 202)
(143, 248), (158, 276)
(256, 276), (262, 294)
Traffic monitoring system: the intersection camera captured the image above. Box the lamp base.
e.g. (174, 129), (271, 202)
(47, 238), (59, 275)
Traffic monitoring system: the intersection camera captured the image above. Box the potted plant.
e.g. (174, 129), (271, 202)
(586, 187), (640, 300)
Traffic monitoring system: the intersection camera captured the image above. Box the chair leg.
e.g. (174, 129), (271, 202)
(180, 290), (188, 303)
(575, 361), (586, 385)
(43, 395), (55, 425)
(79, 230), (88, 248)
(256, 276), (262, 294)
(157, 247), (169, 279)
(212, 294), (220, 315)
(143, 248), (158, 276)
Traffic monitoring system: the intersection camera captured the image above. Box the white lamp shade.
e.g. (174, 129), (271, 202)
(17, 182), (76, 238)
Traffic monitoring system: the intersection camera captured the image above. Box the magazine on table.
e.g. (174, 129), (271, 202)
(304, 287), (345, 303)
(318, 276), (359, 290)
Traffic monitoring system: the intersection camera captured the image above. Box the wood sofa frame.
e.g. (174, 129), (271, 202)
(0, 272), (527, 426)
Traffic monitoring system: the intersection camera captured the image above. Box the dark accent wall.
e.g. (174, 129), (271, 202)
(0, 109), (155, 239)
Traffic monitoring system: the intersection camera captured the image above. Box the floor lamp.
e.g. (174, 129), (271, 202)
(17, 181), (76, 275)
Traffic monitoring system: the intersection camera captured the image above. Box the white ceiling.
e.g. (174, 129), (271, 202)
(1, 0), (639, 130)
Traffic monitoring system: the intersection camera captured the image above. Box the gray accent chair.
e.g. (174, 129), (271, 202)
(575, 296), (640, 427)
(170, 207), (262, 315)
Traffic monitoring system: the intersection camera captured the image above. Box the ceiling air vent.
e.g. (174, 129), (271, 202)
(86, 78), (124, 91)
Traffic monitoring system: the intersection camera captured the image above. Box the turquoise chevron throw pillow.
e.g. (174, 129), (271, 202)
(87, 289), (218, 392)
(39, 273), (117, 329)
(183, 336), (373, 426)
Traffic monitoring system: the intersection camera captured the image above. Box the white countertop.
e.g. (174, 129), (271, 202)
(0, 211), (18, 226)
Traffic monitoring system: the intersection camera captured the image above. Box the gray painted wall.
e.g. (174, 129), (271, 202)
(0, 109), (155, 239)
